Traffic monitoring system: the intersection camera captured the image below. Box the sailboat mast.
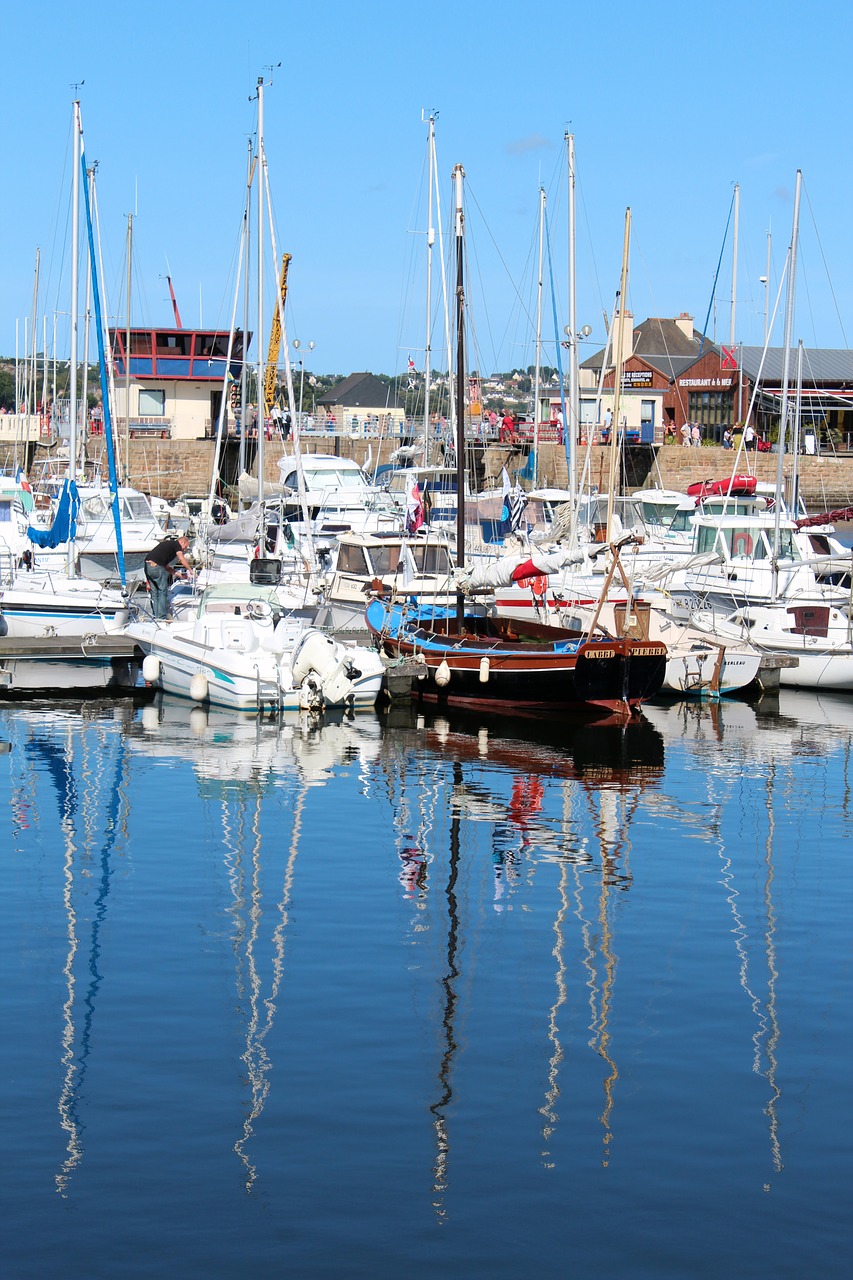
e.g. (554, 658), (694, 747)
(256, 76), (266, 507)
(772, 168), (802, 565)
(532, 186), (545, 488)
(68, 100), (82, 577)
(424, 112), (436, 455)
(730, 182), (739, 348)
(239, 139), (253, 510)
(124, 212), (132, 485)
(567, 132), (579, 508)
(453, 162), (466, 627)
(605, 209), (631, 542)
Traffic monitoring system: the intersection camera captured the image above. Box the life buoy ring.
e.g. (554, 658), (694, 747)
(732, 532), (753, 556)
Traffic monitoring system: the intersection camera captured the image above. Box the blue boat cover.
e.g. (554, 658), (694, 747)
(27, 478), (79, 548)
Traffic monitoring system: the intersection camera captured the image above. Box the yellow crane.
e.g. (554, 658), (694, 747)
(263, 251), (291, 418)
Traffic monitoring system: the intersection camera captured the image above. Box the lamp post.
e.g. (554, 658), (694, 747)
(292, 339), (314, 428)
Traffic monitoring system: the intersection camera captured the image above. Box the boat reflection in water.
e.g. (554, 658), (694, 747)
(1, 687), (849, 1277)
(128, 695), (383, 1190)
(381, 703), (665, 1204)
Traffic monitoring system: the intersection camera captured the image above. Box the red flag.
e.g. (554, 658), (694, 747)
(721, 345), (737, 369)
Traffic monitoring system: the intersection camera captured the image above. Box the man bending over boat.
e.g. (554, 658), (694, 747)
(144, 534), (193, 620)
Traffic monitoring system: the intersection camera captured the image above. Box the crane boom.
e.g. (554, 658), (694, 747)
(264, 252), (291, 417)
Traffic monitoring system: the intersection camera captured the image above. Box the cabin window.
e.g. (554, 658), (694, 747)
(412, 544), (453, 575)
(129, 332), (153, 355)
(82, 495), (108, 519)
(124, 495), (154, 520)
(336, 545), (369, 575)
(369, 545), (403, 575)
(0, 500), (12, 523)
(139, 389), (165, 416)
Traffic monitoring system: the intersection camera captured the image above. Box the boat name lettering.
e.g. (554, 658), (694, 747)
(632, 646), (666, 657)
(586, 649), (615, 659)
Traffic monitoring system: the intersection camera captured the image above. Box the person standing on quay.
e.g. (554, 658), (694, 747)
(144, 533), (193, 620)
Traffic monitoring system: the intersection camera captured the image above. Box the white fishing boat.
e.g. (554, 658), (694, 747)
(126, 582), (385, 713)
(312, 528), (467, 632)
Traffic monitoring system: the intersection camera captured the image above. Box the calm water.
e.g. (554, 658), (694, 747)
(1, 689), (850, 1279)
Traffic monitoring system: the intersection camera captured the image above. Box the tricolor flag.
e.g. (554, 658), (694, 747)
(499, 466), (526, 538)
(405, 471), (425, 534)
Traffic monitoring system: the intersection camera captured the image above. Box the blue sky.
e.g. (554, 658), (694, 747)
(1, 0), (850, 381)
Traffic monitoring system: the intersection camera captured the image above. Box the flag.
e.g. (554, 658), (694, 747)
(721, 345), (737, 370)
(407, 356), (416, 373)
(405, 471), (424, 534)
(498, 466), (526, 538)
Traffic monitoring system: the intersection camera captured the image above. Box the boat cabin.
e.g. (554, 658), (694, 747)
(692, 514), (799, 562)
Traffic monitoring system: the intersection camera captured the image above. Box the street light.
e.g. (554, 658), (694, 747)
(292, 339), (315, 426)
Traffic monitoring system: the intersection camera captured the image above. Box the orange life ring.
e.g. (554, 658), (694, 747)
(732, 532), (753, 556)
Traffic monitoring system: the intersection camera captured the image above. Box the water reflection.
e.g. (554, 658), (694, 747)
(1, 702), (135, 1196)
(0, 687), (849, 1267)
(378, 705), (667, 1202)
(128, 697), (384, 1190)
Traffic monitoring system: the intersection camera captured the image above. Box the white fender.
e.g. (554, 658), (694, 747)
(142, 654), (161, 683)
(435, 660), (451, 687)
(190, 672), (210, 703)
(479, 656), (490, 683)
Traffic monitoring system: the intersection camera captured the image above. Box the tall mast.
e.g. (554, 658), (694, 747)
(452, 162), (466, 628)
(605, 209), (631, 543)
(532, 185), (545, 487)
(567, 132), (579, 507)
(730, 182), (739, 347)
(256, 75), (266, 506)
(764, 230), (771, 344)
(68, 100), (82, 575)
(239, 139), (254, 509)
(424, 111), (436, 456)
(772, 169), (802, 571)
(81, 163), (93, 475)
(124, 212), (132, 484)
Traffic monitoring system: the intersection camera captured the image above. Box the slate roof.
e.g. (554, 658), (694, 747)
(738, 347), (853, 385)
(581, 317), (718, 381)
(317, 373), (403, 410)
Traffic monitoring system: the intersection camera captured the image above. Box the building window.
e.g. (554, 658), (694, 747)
(688, 390), (733, 442)
(139, 389), (165, 416)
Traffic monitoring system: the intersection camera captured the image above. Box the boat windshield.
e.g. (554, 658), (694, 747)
(637, 501), (680, 528)
(695, 523), (799, 560)
(411, 543), (453, 575)
(367, 545), (404, 575)
(123, 494), (155, 520)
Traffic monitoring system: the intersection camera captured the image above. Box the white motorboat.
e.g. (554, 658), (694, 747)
(125, 582), (386, 713)
(692, 602), (853, 692)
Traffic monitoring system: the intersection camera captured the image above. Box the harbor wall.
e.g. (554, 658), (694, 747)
(4, 437), (853, 510)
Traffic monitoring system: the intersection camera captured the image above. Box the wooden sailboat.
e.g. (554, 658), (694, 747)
(366, 167), (668, 718)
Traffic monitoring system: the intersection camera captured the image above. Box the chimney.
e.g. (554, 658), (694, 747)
(675, 312), (694, 340)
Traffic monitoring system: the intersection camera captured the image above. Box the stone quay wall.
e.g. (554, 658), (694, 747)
(4, 437), (853, 512)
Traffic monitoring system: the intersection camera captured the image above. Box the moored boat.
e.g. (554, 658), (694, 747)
(365, 598), (667, 716)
